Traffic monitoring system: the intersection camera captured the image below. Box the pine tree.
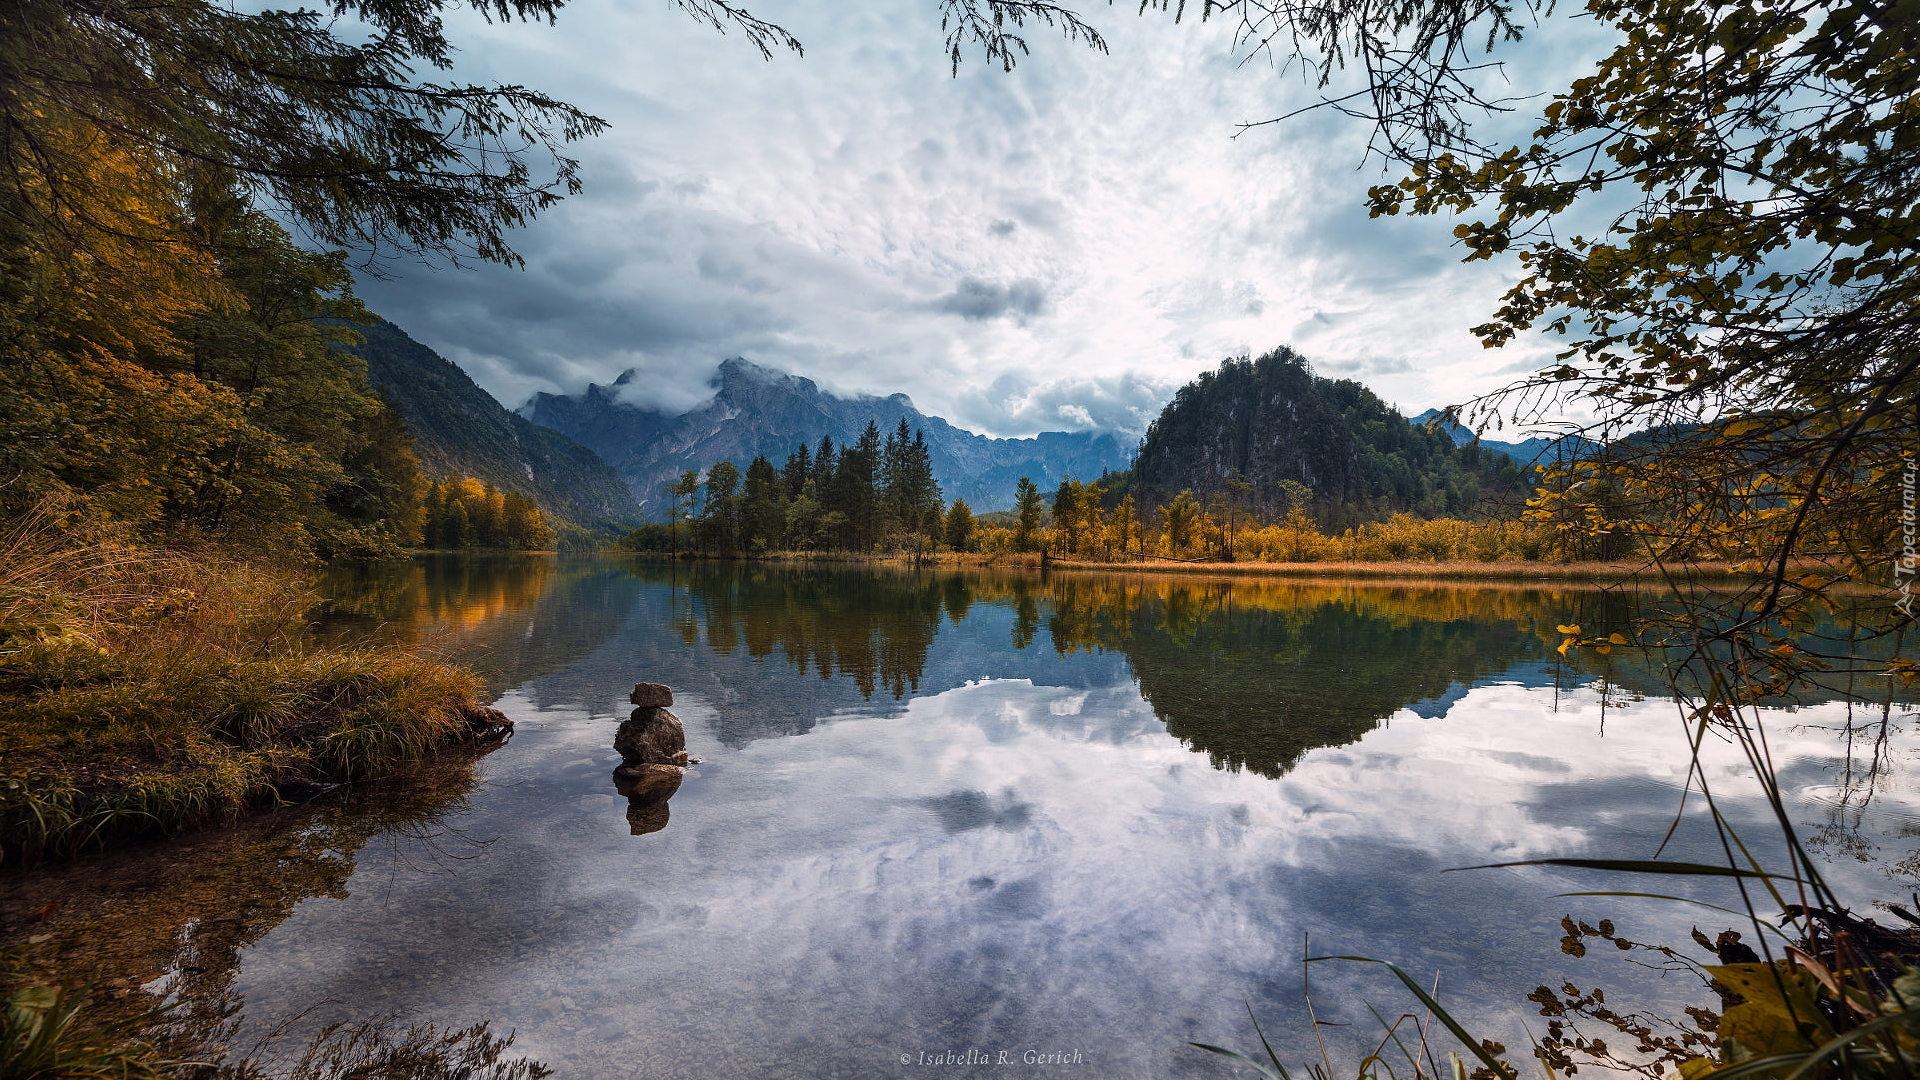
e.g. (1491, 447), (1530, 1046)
(699, 461), (741, 553)
(830, 422), (881, 551)
(810, 436), (836, 494)
(782, 443), (811, 500)
(443, 496), (471, 549)
(901, 430), (941, 540)
(741, 455), (786, 551)
(1013, 478), (1044, 553)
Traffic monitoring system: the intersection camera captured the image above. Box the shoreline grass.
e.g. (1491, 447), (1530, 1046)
(0, 516), (505, 868)
(607, 548), (1848, 586)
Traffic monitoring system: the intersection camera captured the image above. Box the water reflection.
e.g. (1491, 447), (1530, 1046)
(8, 557), (1920, 1079)
(315, 554), (639, 695)
(615, 563), (1643, 777)
(0, 754), (495, 1027)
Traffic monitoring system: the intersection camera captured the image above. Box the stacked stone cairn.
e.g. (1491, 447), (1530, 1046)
(613, 683), (695, 835)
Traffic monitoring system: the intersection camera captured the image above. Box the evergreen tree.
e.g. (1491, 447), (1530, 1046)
(698, 461), (741, 553)
(810, 435), (836, 494)
(1013, 478), (1045, 553)
(443, 497), (471, 549)
(741, 455), (786, 551)
(880, 420), (911, 539)
(782, 443), (812, 500)
(880, 419), (941, 544)
(900, 430), (941, 540)
(831, 422), (881, 551)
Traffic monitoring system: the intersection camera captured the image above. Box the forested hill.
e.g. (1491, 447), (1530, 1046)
(340, 320), (644, 534)
(521, 358), (1132, 514)
(1131, 348), (1529, 525)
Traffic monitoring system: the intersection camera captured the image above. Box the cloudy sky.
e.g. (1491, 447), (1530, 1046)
(353, 0), (1611, 439)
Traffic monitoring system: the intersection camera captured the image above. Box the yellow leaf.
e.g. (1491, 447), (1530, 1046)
(1707, 962), (1833, 1060)
(1557, 624), (1582, 634)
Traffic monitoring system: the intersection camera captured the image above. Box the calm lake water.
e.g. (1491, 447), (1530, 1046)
(7, 556), (1920, 1079)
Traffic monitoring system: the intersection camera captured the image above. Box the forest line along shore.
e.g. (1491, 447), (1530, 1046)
(598, 548), (1859, 588)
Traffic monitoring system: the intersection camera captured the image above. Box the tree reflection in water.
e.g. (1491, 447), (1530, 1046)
(621, 562), (1651, 777)
(0, 752), (500, 1029)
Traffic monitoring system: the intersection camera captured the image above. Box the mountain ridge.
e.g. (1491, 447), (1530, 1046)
(339, 320), (645, 535)
(520, 358), (1134, 514)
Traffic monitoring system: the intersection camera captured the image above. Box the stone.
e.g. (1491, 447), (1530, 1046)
(614, 708), (685, 765)
(458, 703), (514, 740)
(629, 682), (673, 708)
(612, 763), (684, 801)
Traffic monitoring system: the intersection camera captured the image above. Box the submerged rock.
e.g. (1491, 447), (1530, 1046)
(458, 703), (514, 740)
(612, 763), (684, 802)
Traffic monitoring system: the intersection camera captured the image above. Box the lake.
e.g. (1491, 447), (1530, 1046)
(5, 555), (1918, 1079)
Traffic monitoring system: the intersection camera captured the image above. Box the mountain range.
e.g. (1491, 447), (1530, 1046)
(518, 359), (1134, 515)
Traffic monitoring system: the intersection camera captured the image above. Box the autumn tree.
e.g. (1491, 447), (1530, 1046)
(1162, 490), (1201, 555)
(1211, 0), (1920, 653)
(1194, 0), (1920, 1068)
(943, 500), (976, 553)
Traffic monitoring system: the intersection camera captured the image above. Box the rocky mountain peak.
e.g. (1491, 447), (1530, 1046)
(521, 357), (1132, 514)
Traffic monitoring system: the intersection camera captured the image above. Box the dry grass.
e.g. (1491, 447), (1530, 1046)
(0, 507), (492, 866)
(1048, 557), (1664, 581)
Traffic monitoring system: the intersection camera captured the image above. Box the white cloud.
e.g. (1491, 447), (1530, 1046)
(350, 0), (1619, 435)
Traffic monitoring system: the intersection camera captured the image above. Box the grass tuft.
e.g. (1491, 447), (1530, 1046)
(0, 508), (493, 865)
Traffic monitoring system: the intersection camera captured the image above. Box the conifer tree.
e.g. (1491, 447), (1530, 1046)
(699, 461), (741, 553)
(741, 456), (786, 551)
(782, 443), (812, 500)
(443, 497), (471, 549)
(1013, 478), (1045, 553)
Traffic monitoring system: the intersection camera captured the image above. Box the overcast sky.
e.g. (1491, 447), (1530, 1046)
(352, 0), (1610, 439)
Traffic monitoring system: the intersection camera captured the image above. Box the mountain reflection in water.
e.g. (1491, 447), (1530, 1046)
(12, 557), (1918, 1079)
